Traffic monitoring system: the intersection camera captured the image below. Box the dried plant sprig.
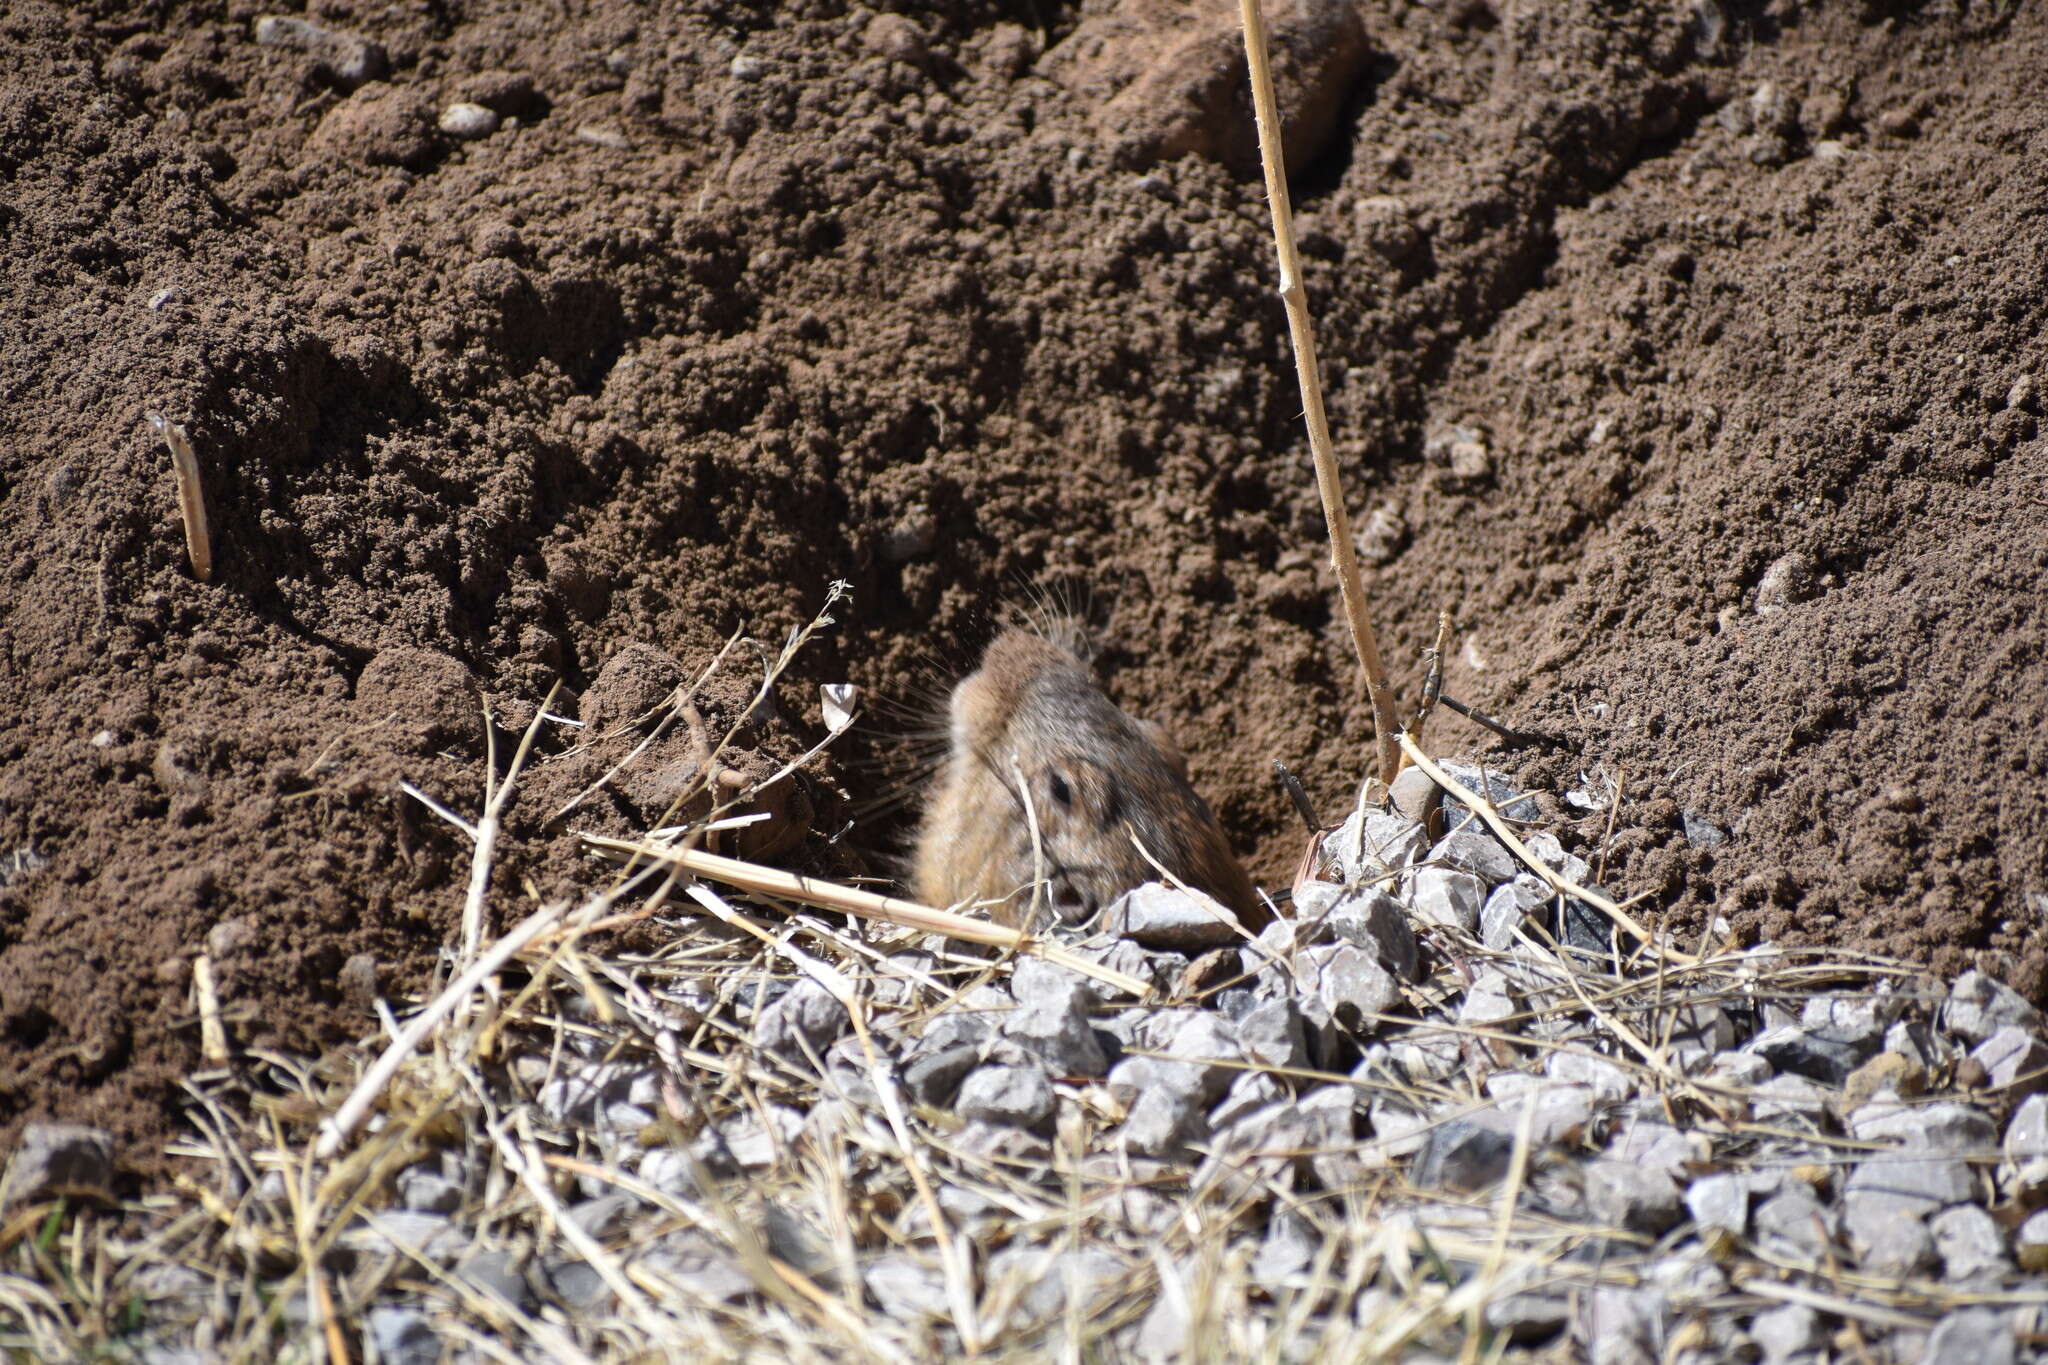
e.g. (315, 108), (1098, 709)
(1237, 0), (1401, 784)
(584, 838), (1155, 999)
(144, 411), (212, 582)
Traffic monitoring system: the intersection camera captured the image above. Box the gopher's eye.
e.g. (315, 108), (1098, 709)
(1048, 772), (1073, 807)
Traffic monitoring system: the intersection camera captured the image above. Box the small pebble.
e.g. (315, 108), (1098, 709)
(438, 102), (499, 139)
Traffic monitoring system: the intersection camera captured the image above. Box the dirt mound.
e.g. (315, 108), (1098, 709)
(1, 0), (2043, 1179)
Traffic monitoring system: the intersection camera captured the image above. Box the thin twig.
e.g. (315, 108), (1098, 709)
(144, 411), (212, 582)
(1238, 0), (1401, 784)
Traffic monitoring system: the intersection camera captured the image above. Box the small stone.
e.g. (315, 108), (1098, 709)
(1747, 1024), (1868, 1085)
(1931, 1204), (2011, 1281)
(253, 14), (387, 89)
(438, 102), (499, 139)
(1754, 551), (1818, 615)
(730, 53), (768, 82)
(955, 1064), (1054, 1132)
(1300, 943), (1400, 1032)
(1921, 1308), (2018, 1365)
(1387, 764), (1439, 824)
(1429, 828), (1519, 885)
(1547, 1052), (1632, 1105)
(339, 953), (378, 1012)
(566, 1191), (637, 1239)
(880, 507), (937, 562)
(1943, 970), (2042, 1044)
(1409, 866), (1485, 934)
(755, 978), (850, 1060)
(540, 1259), (608, 1311)
(1481, 876), (1547, 951)
(902, 1042), (979, 1107)
(456, 1248), (534, 1312)
(1680, 811), (1727, 848)
(1750, 1304), (1822, 1363)
(1582, 1160), (1683, 1235)
(1160, 1012), (1244, 1104)
(1685, 1173), (1748, 1236)
(1971, 1026), (2048, 1097)
(2, 1123), (114, 1206)
(1849, 1099), (1998, 1150)
(396, 1167), (462, 1214)
(2006, 1094), (2048, 1163)
(1484, 1290), (1571, 1343)
(1575, 1285), (1666, 1365)
(1209, 1070), (1286, 1130)
(1320, 887), (1419, 980)
(1437, 760), (1539, 824)
(2015, 1209), (2048, 1272)
(1121, 1083), (1207, 1159)
(1843, 1145), (1972, 1210)
(865, 1254), (950, 1322)
(1749, 1073), (1833, 1123)
(365, 1306), (439, 1365)
(1412, 1116), (1514, 1192)
(1325, 809), (1429, 883)
(1105, 883), (1239, 951)
(2006, 374), (2038, 412)
(1843, 1188), (1936, 1274)
(999, 978), (1108, 1078)
(635, 1148), (700, 1199)
(1235, 995), (1308, 1071)
(336, 1211), (465, 1264)
(1751, 1187), (1837, 1260)
(1801, 983), (1904, 1046)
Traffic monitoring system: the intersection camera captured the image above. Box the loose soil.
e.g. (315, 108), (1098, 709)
(1, 0), (2043, 1182)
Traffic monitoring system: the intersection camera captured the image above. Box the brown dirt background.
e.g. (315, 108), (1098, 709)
(3, 0), (2044, 1179)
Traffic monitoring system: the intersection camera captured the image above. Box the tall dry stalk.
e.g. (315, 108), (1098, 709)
(1236, 0), (1401, 784)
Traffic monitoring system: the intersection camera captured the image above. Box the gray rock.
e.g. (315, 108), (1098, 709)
(253, 14), (389, 89)
(2006, 1093), (2048, 1162)
(1412, 1115), (1514, 1192)
(1409, 866), (1485, 934)
(1685, 1173), (1748, 1236)
(1520, 1084), (1597, 1145)
(1429, 827), (1520, 885)
(364, 1305), (439, 1365)
(2015, 1208), (2048, 1269)
(755, 978), (850, 1060)
(1301, 943), (1400, 1031)
(1548, 1051), (1632, 1105)
(1235, 994), (1308, 1071)
(1801, 985), (1905, 1048)
(1388, 766), (1441, 825)
(635, 1147), (699, 1199)
(1161, 1011), (1244, 1104)
(1136, 1279), (1191, 1359)
(567, 1191), (638, 1239)
(1680, 811), (1727, 849)
(642, 1229), (754, 1302)
(865, 1253), (950, 1322)
(1751, 1187), (1838, 1260)
(537, 1062), (651, 1126)
(1708, 1050), (1774, 1089)
(1920, 1308), (2016, 1365)
(1481, 876), (1549, 951)
(335, 1211), (465, 1264)
(1558, 895), (1615, 958)
(1849, 1099), (1997, 1150)
(987, 1245), (1128, 1327)
(956, 1064), (1055, 1131)
(1844, 1147), (1972, 1211)
(1322, 887), (1420, 981)
(1750, 1304), (1823, 1364)
(2, 1122), (114, 1206)
(1943, 971), (2042, 1044)
(1748, 1023), (1872, 1084)
(1843, 1189), (1936, 1274)
(456, 1247), (535, 1312)
(1326, 808), (1430, 883)
(1484, 1290), (1571, 1343)
(1665, 1003), (1738, 1056)
(1437, 760), (1539, 825)
(1122, 1083), (1207, 1159)
(1748, 1073), (1833, 1123)
(1251, 1210), (1317, 1289)
(1581, 1160), (1682, 1235)
(1211, 1070), (1287, 1130)
(1932, 1203), (2011, 1281)
(1366, 1092), (1434, 1159)
(541, 1257), (609, 1310)
(1105, 883), (1239, 951)
(1971, 1026), (2048, 1098)
(1575, 1285), (1666, 1365)
(438, 102), (499, 139)
(999, 978), (1108, 1078)
(1459, 971), (1517, 1031)
(903, 1042), (980, 1107)
(396, 1166), (463, 1214)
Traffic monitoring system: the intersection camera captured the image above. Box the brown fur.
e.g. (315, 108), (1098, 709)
(910, 628), (1268, 932)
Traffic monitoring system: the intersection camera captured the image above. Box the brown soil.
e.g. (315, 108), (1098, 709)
(3, 0), (2044, 1181)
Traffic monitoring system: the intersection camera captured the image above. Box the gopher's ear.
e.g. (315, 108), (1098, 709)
(1137, 718), (1191, 781)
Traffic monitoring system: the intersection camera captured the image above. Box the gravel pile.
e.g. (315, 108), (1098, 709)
(9, 760), (2047, 1362)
